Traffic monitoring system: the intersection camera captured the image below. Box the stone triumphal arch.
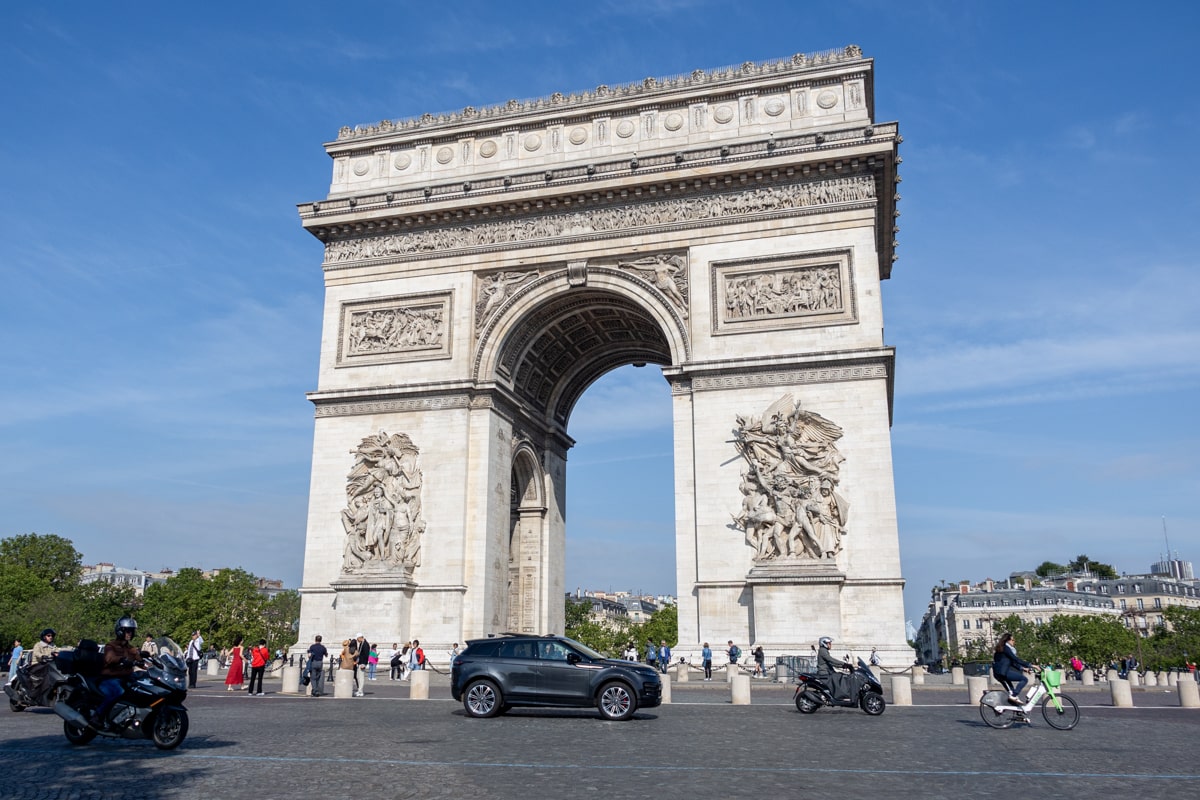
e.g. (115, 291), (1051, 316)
(295, 46), (908, 663)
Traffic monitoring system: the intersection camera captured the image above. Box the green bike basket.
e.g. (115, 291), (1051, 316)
(1044, 669), (1063, 688)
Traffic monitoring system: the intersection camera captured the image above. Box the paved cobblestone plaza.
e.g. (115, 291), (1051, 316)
(2, 675), (1197, 799)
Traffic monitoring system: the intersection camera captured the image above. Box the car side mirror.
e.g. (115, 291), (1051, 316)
(566, 652), (582, 665)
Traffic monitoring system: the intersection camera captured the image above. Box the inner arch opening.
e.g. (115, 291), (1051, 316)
(565, 364), (676, 599)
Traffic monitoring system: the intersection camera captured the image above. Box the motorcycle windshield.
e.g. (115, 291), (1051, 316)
(150, 637), (186, 672)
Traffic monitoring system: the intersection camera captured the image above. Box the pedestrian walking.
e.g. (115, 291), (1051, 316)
(701, 642), (713, 680)
(753, 645), (766, 677)
(305, 635), (328, 697)
(645, 638), (658, 669)
(659, 641), (672, 674)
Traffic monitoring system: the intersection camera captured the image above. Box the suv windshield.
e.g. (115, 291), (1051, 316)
(557, 637), (605, 661)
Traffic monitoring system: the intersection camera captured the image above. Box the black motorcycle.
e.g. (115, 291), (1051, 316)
(5, 655), (69, 712)
(794, 657), (886, 715)
(53, 636), (190, 750)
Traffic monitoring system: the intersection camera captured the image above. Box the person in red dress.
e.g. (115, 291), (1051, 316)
(224, 636), (245, 692)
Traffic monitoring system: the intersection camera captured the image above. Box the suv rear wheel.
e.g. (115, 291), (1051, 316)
(597, 681), (637, 721)
(463, 679), (503, 718)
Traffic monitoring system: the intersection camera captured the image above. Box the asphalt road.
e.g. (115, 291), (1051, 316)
(2, 675), (1197, 799)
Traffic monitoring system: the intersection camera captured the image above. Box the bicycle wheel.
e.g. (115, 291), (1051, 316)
(1041, 692), (1079, 730)
(979, 700), (1015, 729)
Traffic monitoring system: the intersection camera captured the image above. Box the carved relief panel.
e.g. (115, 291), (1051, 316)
(337, 292), (452, 367)
(711, 249), (856, 335)
(340, 431), (426, 574)
(730, 394), (849, 564)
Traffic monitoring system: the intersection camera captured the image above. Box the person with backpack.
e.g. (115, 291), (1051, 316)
(645, 638), (658, 669)
(727, 640), (741, 669)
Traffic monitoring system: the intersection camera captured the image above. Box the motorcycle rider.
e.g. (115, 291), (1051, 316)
(90, 616), (143, 727)
(816, 636), (848, 699)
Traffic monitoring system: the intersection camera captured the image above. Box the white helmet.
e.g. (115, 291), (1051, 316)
(818, 636), (833, 648)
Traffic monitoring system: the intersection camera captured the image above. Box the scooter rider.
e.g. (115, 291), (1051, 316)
(26, 629), (59, 694)
(90, 616), (143, 727)
(816, 636), (848, 699)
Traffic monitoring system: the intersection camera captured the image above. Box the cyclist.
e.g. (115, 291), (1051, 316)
(992, 632), (1033, 703)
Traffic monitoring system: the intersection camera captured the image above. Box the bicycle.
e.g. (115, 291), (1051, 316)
(978, 666), (1079, 730)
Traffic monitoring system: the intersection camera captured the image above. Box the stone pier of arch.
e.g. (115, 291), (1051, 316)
(294, 46), (909, 664)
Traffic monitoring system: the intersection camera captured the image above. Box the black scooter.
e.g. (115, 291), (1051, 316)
(794, 657), (886, 715)
(53, 636), (190, 750)
(5, 656), (69, 711)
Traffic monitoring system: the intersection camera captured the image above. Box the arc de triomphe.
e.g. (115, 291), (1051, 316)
(295, 46), (908, 663)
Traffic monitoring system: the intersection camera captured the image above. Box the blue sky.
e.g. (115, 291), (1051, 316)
(2, 2), (1197, 629)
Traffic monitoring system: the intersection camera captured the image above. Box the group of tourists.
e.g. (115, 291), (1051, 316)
(301, 634), (437, 697)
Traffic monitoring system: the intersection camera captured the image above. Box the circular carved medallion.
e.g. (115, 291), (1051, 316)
(615, 120), (635, 138)
(435, 146), (454, 164)
(568, 127), (588, 145)
(764, 97), (786, 116)
(478, 140), (498, 158)
(816, 90), (839, 110)
(663, 112), (684, 131)
(393, 153), (412, 170)
(352, 159), (370, 176)
(523, 133), (542, 151)
(713, 105), (734, 124)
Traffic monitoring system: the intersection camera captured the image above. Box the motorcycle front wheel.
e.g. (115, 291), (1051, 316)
(151, 707), (189, 750)
(1041, 693), (1079, 730)
(979, 701), (1016, 729)
(795, 692), (819, 713)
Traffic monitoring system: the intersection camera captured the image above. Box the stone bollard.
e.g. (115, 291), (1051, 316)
(727, 664), (738, 683)
(1110, 678), (1133, 707)
(1106, 668), (1119, 683)
(966, 675), (988, 703)
(1178, 676), (1200, 708)
(1168, 671), (1179, 687)
(281, 664), (302, 694)
(951, 666), (964, 685)
(333, 669), (355, 698)
(1129, 671), (1141, 687)
(660, 674), (671, 704)
(1082, 670), (1094, 686)
(1158, 671), (1170, 686)
(911, 668), (925, 686)
(674, 663), (689, 684)
(891, 675), (912, 706)
(731, 674), (751, 705)
(206, 660), (219, 677)
(410, 669), (430, 699)
(1146, 671), (1158, 687)
(869, 665), (882, 682)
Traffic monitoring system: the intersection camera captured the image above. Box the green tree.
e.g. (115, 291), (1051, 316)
(633, 604), (679, 654)
(139, 568), (217, 643)
(0, 533), (82, 592)
(1067, 554), (1118, 579)
(564, 598), (630, 656)
(261, 590), (301, 651)
(1035, 561), (1066, 577)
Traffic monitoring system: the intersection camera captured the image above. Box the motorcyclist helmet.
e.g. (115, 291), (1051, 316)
(818, 636), (833, 649)
(115, 616), (138, 638)
(40, 628), (56, 641)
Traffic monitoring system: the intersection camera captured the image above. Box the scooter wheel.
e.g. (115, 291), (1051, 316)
(9, 699), (26, 712)
(860, 691), (886, 715)
(795, 693), (819, 713)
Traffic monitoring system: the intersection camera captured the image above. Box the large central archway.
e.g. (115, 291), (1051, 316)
(295, 47), (909, 665)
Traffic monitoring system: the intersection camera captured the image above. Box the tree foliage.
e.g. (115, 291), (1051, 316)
(1035, 561), (1066, 577)
(0, 533), (297, 654)
(564, 599), (679, 659)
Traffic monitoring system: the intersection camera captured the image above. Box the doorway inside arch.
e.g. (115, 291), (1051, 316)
(561, 364), (675, 605)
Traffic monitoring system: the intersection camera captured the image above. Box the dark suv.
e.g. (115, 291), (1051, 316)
(451, 635), (662, 721)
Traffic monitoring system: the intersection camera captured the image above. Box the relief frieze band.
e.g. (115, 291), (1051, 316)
(712, 249), (856, 335)
(337, 292), (452, 367)
(324, 175), (875, 266)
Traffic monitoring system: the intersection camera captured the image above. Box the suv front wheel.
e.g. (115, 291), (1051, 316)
(463, 679), (503, 718)
(596, 681), (637, 721)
